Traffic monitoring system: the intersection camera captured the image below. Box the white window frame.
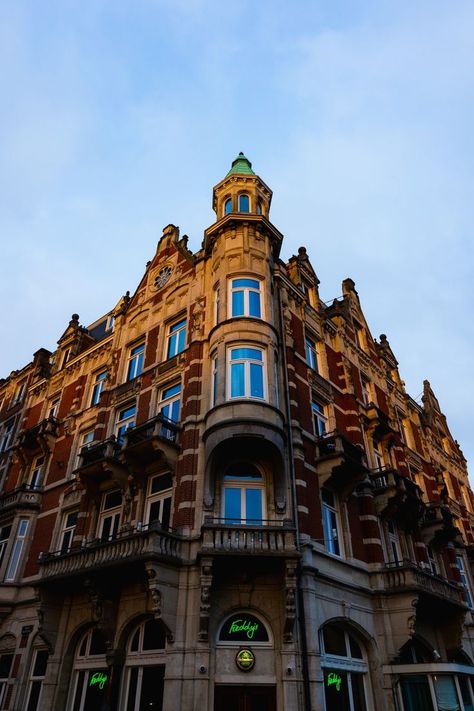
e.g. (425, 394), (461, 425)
(98, 490), (122, 542)
(312, 400), (327, 437)
(5, 518), (29, 581)
(386, 520), (402, 565)
(361, 377), (371, 406)
(122, 620), (166, 711)
(320, 625), (369, 711)
(126, 343), (145, 382)
(47, 398), (60, 419)
(166, 319), (187, 359)
(227, 346), (266, 401)
(456, 555), (473, 608)
(11, 380), (26, 406)
(76, 430), (95, 469)
(59, 510), (78, 553)
(305, 335), (318, 371)
(115, 404), (136, 444)
(24, 649), (49, 711)
(145, 473), (173, 530)
(0, 653), (14, 709)
(212, 354), (218, 406)
(0, 524), (12, 571)
(29, 455), (45, 489)
(90, 371), (107, 407)
(228, 277), (263, 319)
(372, 441), (384, 470)
(0, 418), (15, 453)
(159, 383), (181, 424)
(321, 488), (342, 557)
(221, 467), (266, 525)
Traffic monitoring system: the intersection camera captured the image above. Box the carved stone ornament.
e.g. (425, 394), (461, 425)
(155, 266), (173, 290)
(198, 559), (213, 642)
(283, 560), (297, 642)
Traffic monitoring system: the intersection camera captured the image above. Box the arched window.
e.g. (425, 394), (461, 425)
(122, 619), (166, 711)
(320, 623), (369, 711)
(238, 194), (250, 213)
(222, 463), (265, 524)
(224, 198), (232, 215)
(256, 200), (263, 215)
(68, 628), (108, 711)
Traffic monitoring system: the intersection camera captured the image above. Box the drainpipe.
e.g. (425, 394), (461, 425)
(277, 279), (312, 711)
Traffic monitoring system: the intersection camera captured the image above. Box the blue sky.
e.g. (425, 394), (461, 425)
(1, 0), (473, 469)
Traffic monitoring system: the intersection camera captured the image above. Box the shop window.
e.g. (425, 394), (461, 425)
(400, 675), (434, 711)
(146, 473), (172, 530)
(321, 624), (369, 711)
(218, 612), (270, 644)
(229, 278), (262, 318)
(127, 343), (145, 382)
(68, 629), (108, 711)
(123, 620), (165, 711)
(98, 490), (122, 542)
(321, 488), (342, 557)
(25, 650), (49, 711)
(166, 318), (187, 359)
(222, 463), (265, 525)
(312, 401), (327, 437)
(5, 518), (29, 581)
(228, 347), (265, 400)
(90, 371), (107, 406)
(116, 404), (136, 444)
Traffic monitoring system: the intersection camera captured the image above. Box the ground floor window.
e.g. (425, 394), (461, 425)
(68, 628), (109, 711)
(122, 619), (166, 711)
(320, 623), (369, 711)
(400, 674), (474, 711)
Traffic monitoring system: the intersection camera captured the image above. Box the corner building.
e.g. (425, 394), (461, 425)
(0, 154), (474, 711)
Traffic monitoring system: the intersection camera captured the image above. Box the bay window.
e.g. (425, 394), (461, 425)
(228, 347), (265, 400)
(230, 278), (262, 318)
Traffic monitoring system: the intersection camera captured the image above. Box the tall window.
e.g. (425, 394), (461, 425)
(222, 463), (265, 525)
(123, 620), (166, 711)
(0, 525), (12, 570)
(0, 419), (15, 453)
(25, 650), (49, 711)
(12, 380), (26, 406)
(426, 545), (439, 576)
(166, 319), (187, 359)
(312, 401), (327, 437)
(146, 473), (172, 530)
(68, 629), (108, 711)
(386, 520), (401, 564)
(361, 377), (371, 406)
(90, 371), (107, 406)
(127, 344), (145, 381)
(238, 194), (250, 212)
(230, 278), (262, 318)
(116, 405), (136, 444)
(228, 347), (265, 400)
(372, 441), (384, 470)
(215, 285), (221, 324)
(29, 456), (45, 489)
(457, 555), (473, 608)
(5, 518), (29, 581)
(0, 653), (14, 709)
(321, 624), (369, 711)
(321, 488), (341, 556)
(98, 490), (122, 542)
(47, 398), (60, 419)
(305, 336), (318, 371)
(212, 355), (218, 406)
(60, 511), (78, 553)
(224, 198), (232, 215)
(76, 430), (95, 468)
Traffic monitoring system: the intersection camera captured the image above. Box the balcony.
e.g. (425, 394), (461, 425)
(377, 560), (466, 609)
(123, 414), (180, 467)
(75, 437), (126, 485)
(201, 519), (298, 557)
(0, 484), (42, 513)
(38, 524), (183, 584)
(315, 432), (368, 493)
(420, 503), (462, 545)
(17, 417), (59, 453)
(370, 467), (423, 528)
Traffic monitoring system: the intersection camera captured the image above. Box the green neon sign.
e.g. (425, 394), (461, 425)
(229, 619), (259, 640)
(327, 672), (342, 691)
(89, 672), (108, 690)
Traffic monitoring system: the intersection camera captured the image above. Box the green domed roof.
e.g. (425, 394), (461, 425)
(226, 152), (255, 176)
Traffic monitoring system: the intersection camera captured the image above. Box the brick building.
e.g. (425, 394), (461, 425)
(0, 153), (473, 710)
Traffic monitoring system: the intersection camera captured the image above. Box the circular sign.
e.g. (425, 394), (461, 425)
(235, 648), (255, 672)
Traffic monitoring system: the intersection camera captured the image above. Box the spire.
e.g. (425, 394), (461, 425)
(226, 152), (255, 176)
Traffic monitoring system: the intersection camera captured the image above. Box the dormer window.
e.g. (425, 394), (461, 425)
(224, 198), (232, 215)
(238, 194), (250, 213)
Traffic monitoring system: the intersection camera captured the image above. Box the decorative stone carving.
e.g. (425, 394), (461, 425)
(199, 558), (213, 642)
(283, 560), (297, 642)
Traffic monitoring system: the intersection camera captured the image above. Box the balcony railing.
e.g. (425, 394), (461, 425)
(315, 431), (368, 492)
(201, 519), (298, 556)
(379, 560), (466, 607)
(38, 524), (183, 582)
(125, 414), (180, 448)
(0, 484), (43, 512)
(18, 417), (59, 451)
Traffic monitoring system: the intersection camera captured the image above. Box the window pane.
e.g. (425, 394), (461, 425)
(232, 291), (245, 317)
(0, 654), (13, 678)
(161, 497), (171, 530)
(224, 488), (241, 522)
(351, 673), (367, 711)
(249, 363), (263, 398)
(151, 473), (172, 494)
(433, 676), (461, 711)
(239, 195), (249, 212)
(142, 620), (166, 651)
(72, 671), (85, 711)
(162, 383), (181, 399)
(230, 363), (245, 397)
(89, 629), (107, 655)
(323, 626), (347, 656)
(459, 677), (474, 711)
(246, 489), (263, 523)
(126, 668), (139, 711)
(26, 680), (42, 711)
(233, 279), (259, 289)
(248, 291), (261, 318)
(349, 635), (363, 659)
(83, 670), (109, 710)
(324, 670), (350, 711)
(33, 651), (49, 677)
(224, 198), (232, 214)
(170, 319), (186, 333)
(139, 665), (165, 711)
(104, 490), (122, 509)
(231, 348), (262, 361)
(401, 676), (434, 711)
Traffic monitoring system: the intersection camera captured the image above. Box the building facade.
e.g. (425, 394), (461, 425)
(0, 153), (473, 711)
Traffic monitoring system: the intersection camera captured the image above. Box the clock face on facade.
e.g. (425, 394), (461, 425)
(154, 266), (173, 289)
